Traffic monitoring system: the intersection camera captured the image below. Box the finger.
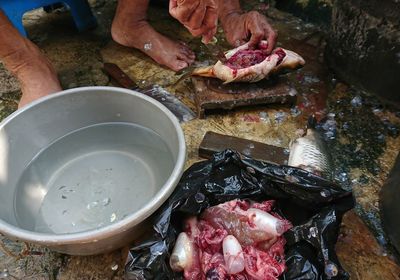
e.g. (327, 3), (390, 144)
(201, 30), (214, 44)
(170, 1), (200, 24)
(196, 7), (218, 42)
(189, 5), (218, 41)
(248, 26), (264, 48)
(186, 25), (205, 37)
(208, 24), (218, 41)
(186, 2), (207, 30)
(169, 0), (178, 12)
(203, 5), (218, 30)
(265, 26), (278, 54)
(168, 0), (178, 18)
(226, 35), (245, 47)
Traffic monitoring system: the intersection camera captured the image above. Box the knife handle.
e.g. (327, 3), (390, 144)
(103, 63), (140, 91)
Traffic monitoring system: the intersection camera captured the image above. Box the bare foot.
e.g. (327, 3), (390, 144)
(2, 39), (61, 108)
(111, 0), (195, 71)
(0, 12), (62, 108)
(17, 56), (62, 109)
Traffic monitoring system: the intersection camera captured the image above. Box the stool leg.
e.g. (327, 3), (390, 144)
(62, 0), (97, 32)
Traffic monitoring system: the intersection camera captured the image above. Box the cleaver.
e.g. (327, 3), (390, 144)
(199, 131), (288, 165)
(103, 63), (196, 123)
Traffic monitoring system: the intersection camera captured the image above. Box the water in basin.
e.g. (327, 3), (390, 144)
(14, 122), (175, 234)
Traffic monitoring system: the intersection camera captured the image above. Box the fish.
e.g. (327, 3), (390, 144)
(288, 116), (333, 178)
(192, 40), (305, 84)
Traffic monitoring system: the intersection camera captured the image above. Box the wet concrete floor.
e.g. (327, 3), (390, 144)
(0, 0), (399, 279)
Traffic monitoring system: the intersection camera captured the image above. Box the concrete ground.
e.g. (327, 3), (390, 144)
(1, 0), (400, 279)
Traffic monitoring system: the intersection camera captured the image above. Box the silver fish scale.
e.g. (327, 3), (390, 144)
(300, 141), (330, 172)
(288, 129), (333, 177)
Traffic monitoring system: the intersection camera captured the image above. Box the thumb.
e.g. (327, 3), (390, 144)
(248, 28), (264, 48)
(201, 29), (215, 44)
(169, 0), (178, 17)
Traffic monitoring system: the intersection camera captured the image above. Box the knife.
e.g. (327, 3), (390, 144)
(203, 36), (227, 64)
(174, 37), (226, 79)
(103, 63), (196, 123)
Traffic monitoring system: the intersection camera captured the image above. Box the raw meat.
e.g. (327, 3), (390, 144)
(200, 199), (292, 246)
(170, 199), (292, 280)
(192, 40), (305, 84)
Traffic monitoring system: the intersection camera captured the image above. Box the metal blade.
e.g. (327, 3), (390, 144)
(204, 43), (227, 63)
(103, 63), (196, 123)
(203, 36), (227, 63)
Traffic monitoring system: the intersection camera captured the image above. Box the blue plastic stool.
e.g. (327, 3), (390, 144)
(0, 0), (97, 37)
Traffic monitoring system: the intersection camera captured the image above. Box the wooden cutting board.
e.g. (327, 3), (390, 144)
(192, 77), (296, 118)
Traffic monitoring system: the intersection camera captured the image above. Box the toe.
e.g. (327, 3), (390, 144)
(171, 60), (189, 71)
(177, 51), (195, 64)
(180, 47), (196, 61)
(179, 42), (195, 55)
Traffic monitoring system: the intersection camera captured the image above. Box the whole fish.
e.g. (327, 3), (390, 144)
(192, 40), (305, 84)
(288, 116), (333, 178)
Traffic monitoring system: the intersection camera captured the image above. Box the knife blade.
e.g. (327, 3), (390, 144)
(202, 36), (227, 63)
(102, 63), (196, 123)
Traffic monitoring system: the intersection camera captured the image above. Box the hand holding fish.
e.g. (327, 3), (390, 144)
(169, 0), (218, 43)
(221, 10), (277, 53)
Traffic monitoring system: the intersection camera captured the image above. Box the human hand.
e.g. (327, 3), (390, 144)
(169, 0), (218, 43)
(221, 11), (277, 53)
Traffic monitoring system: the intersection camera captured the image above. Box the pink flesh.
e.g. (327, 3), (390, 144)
(251, 200), (275, 212)
(243, 237), (286, 280)
(224, 45), (287, 71)
(274, 48), (286, 66)
(173, 200), (292, 279)
(225, 49), (268, 70)
(200, 199), (292, 246)
(198, 220), (228, 254)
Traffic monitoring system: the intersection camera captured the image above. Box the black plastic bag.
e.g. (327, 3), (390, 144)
(125, 150), (354, 280)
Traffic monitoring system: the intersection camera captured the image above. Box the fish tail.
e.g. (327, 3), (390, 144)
(192, 66), (215, 77)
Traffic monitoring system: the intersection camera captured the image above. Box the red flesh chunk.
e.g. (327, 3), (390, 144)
(225, 49), (268, 70)
(171, 200), (291, 280)
(274, 48), (286, 66)
(243, 238), (286, 280)
(224, 46), (287, 71)
(198, 220), (228, 254)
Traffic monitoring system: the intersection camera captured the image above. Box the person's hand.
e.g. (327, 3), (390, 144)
(221, 11), (277, 53)
(169, 0), (218, 43)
